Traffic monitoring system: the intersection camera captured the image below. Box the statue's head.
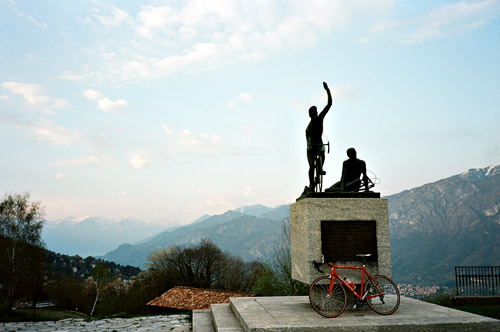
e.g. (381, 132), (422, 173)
(347, 147), (357, 159)
(309, 106), (317, 118)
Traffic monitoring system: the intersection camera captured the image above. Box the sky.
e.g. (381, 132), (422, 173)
(1, 0), (499, 226)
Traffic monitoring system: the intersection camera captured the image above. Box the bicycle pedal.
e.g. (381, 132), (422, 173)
(351, 301), (366, 311)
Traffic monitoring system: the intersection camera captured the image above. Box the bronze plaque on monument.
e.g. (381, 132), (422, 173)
(321, 220), (378, 262)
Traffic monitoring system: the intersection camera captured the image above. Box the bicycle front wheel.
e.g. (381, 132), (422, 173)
(314, 157), (323, 192)
(365, 275), (400, 315)
(309, 276), (347, 318)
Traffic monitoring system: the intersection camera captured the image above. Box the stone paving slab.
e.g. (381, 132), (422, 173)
(229, 296), (500, 332)
(192, 309), (214, 332)
(0, 314), (191, 332)
(211, 304), (243, 332)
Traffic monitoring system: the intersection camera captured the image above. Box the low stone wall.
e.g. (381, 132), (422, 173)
(452, 296), (500, 306)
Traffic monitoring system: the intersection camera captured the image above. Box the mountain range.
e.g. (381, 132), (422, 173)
(388, 165), (500, 285)
(43, 165), (500, 287)
(42, 216), (168, 257)
(101, 205), (290, 267)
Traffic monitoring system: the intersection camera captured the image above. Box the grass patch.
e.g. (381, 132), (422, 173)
(453, 305), (500, 320)
(425, 294), (500, 320)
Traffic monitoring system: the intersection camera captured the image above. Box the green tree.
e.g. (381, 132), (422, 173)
(147, 239), (224, 290)
(252, 218), (308, 296)
(146, 239), (264, 293)
(24, 243), (46, 317)
(0, 192), (45, 311)
(49, 275), (90, 313)
(89, 262), (113, 316)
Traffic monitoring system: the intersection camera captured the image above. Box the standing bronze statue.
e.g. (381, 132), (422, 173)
(306, 82), (332, 192)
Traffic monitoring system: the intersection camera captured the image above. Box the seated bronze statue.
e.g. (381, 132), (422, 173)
(326, 148), (369, 192)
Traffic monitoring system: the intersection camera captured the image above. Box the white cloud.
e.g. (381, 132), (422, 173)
(82, 89), (128, 112)
(331, 84), (362, 100)
(72, 0), (396, 81)
(161, 124), (174, 135)
(27, 119), (84, 146)
(82, 89), (104, 101)
(162, 125), (239, 156)
(53, 154), (116, 167)
(188, 186), (263, 216)
(7, 1), (49, 29)
(2, 81), (49, 105)
(52, 98), (68, 109)
(365, 0), (500, 44)
(129, 124), (252, 168)
(1, 81), (68, 114)
(98, 98), (128, 112)
(228, 92), (254, 109)
(242, 125), (254, 134)
(92, 4), (131, 27)
(198, 188), (233, 210)
(129, 150), (167, 169)
(55, 172), (68, 180)
(59, 71), (94, 81)
(238, 92), (253, 103)
(129, 153), (148, 169)
(136, 5), (179, 39)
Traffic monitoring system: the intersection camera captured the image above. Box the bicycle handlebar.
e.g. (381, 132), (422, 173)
(313, 260), (324, 273)
(313, 254), (326, 273)
(308, 141), (330, 153)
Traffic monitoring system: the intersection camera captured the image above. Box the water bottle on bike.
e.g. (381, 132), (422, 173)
(344, 278), (356, 290)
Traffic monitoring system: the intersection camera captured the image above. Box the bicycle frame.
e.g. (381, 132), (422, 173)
(327, 264), (384, 301)
(309, 141), (330, 192)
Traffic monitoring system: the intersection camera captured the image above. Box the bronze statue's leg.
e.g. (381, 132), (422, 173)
(325, 181), (341, 192)
(345, 179), (362, 192)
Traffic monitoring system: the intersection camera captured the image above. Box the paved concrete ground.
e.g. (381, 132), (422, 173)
(192, 310), (214, 332)
(198, 296), (500, 332)
(0, 314), (191, 332)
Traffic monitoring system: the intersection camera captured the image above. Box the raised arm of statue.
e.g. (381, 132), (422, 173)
(319, 82), (332, 118)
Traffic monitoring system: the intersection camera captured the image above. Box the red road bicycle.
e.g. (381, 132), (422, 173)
(309, 254), (400, 318)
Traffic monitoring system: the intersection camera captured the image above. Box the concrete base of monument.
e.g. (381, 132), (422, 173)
(192, 296), (500, 332)
(291, 197), (392, 285)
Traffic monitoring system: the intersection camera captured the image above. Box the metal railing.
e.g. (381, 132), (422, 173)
(455, 266), (500, 296)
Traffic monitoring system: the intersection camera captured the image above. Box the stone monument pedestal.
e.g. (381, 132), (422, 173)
(291, 196), (391, 284)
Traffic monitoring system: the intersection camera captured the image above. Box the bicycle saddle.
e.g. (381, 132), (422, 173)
(356, 254), (372, 258)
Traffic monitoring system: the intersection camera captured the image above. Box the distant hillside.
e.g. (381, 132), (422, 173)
(102, 205), (289, 268)
(44, 248), (141, 280)
(232, 204), (275, 217)
(388, 165), (500, 286)
(42, 216), (166, 257)
(100, 167), (500, 287)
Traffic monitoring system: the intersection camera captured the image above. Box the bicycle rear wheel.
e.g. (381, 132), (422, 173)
(309, 276), (347, 318)
(365, 275), (400, 315)
(314, 156), (323, 192)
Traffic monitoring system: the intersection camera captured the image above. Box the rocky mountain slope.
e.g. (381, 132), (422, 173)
(388, 165), (500, 285)
(102, 205), (290, 268)
(100, 165), (500, 286)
